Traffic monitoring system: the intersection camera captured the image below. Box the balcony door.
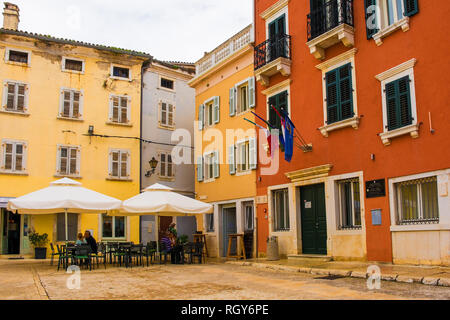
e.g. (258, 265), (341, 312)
(310, 0), (340, 38)
(268, 14), (286, 61)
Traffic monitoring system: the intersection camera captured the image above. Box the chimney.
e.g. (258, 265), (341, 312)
(3, 2), (20, 30)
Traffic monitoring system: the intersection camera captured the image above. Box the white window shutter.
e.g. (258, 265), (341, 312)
(198, 104), (204, 130)
(108, 95), (113, 121)
(59, 89), (64, 116)
(76, 147), (81, 175)
(2, 82), (7, 109)
(127, 97), (131, 123)
(213, 151), (220, 178)
(22, 142), (28, 171)
(229, 88), (236, 116)
(108, 150), (113, 177)
(214, 96), (220, 124)
(24, 84), (30, 112)
(197, 156), (204, 182)
(79, 90), (84, 118)
(249, 138), (257, 170)
(56, 145), (61, 174)
(249, 77), (255, 108)
(229, 145), (236, 175)
(126, 151), (131, 177)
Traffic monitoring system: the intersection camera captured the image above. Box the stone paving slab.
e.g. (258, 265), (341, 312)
(225, 259), (450, 287)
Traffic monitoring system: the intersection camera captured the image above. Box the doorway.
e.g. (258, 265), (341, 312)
(222, 207), (237, 257)
(5, 211), (20, 255)
(159, 216), (173, 240)
(300, 184), (327, 255)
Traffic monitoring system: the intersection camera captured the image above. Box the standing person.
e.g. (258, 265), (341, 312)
(84, 230), (97, 254)
(168, 222), (177, 238)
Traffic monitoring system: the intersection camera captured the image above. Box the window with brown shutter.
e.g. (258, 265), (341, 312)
(64, 59), (83, 72)
(110, 96), (129, 124)
(8, 50), (29, 64)
(110, 150), (129, 179)
(58, 146), (79, 176)
(4, 82), (27, 112)
(2, 141), (26, 173)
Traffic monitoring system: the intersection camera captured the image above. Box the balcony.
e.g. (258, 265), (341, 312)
(306, 0), (354, 60)
(254, 34), (292, 86)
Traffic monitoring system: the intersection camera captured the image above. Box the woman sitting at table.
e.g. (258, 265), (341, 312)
(75, 233), (86, 245)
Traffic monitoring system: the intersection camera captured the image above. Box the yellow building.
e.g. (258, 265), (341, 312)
(0, 3), (151, 257)
(189, 25), (257, 258)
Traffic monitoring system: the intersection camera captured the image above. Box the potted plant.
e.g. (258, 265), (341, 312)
(177, 235), (189, 246)
(29, 232), (49, 259)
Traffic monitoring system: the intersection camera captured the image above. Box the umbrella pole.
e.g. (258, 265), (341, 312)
(65, 208), (68, 242)
(156, 214), (159, 258)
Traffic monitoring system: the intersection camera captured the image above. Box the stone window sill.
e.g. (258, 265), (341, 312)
(158, 124), (175, 131)
(106, 121), (133, 127)
(0, 170), (29, 176)
(391, 224), (450, 232)
(158, 176), (175, 182)
(106, 177), (132, 182)
(54, 174), (82, 179)
(0, 109), (30, 117)
(319, 116), (360, 137)
(373, 17), (410, 46)
(57, 116), (84, 122)
(236, 170), (252, 177)
(202, 178), (216, 184)
(109, 76), (132, 82)
(379, 123), (419, 146)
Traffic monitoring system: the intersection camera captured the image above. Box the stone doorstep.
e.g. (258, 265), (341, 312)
(226, 261), (446, 287)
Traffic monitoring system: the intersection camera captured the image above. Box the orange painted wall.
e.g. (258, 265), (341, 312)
(254, 0), (450, 261)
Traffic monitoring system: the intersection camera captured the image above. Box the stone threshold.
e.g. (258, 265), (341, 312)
(225, 261), (450, 288)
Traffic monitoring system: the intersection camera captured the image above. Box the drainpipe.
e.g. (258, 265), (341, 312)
(139, 58), (151, 244)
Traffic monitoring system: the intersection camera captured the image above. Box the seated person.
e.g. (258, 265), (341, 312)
(75, 233), (86, 245)
(84, 230), (98, 254)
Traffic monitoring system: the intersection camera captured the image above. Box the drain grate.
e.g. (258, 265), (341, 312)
(315, 275), (346, 280)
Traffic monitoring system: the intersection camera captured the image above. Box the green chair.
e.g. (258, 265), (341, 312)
(73, 245), (92, 271)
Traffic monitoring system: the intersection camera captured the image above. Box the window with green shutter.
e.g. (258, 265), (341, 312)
(325, 63), (354, 125)
(268, 90), (288, 131)
(385, 76), (412, 131)
(364, 0), (379, 39)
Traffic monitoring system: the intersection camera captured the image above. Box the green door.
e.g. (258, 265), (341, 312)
(300, 184), (327, 255)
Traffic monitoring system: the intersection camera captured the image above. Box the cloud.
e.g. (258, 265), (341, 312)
(11, 0), (252, 62)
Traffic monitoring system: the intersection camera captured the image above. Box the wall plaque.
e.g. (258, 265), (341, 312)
(366, 179), (386, 198)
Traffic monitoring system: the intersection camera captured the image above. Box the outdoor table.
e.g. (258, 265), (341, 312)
(193, 234), (208, 257)
(226, 234), (246, 260)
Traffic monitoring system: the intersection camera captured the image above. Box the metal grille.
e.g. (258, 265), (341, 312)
(307, 0), (354, 41)
(254, 34), (291, 71)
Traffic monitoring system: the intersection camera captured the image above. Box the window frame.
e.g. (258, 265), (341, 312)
(56, 145), (81, 178)
(244, 202), (254, 231)
(158, 100), (175, 129)
(336, 178), (362, 230)
(205, 213), (215, 233)
(58, 88), (84, 120)
(5, 48), (31, 66)
(272, 188), (290, 232)
(159, 76), (176, 92)
(61, 57), (85, 74)
(108, 94), (131, 125)
(110, 64), (132, 81)
(2, 80), (29, 114)
(101, 214), (127, 240)
(108, 149), (131, 180)
(236, 140), (250, 173)
(158, 150), (175, 180)
(0, 139), (28, 174)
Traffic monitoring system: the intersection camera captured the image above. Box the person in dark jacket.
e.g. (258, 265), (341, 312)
(84, 230), (97, 254)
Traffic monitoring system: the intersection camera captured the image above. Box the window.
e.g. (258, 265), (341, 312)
(325, 63), (354, 124)
(244, 202), (254, 231)
(385, 76), (412, 131)
(57, 146), (80, 176)
(159, 101), (175, 128)
(204, 153), (215, 181)
(160, 78), (174, 90)
(109, 150), (130, 179)
(230, 77), (255, 116)
(365, 0), (419, 43)
(206, 102), (214, 127)
(109, 95), (130, 124)
(7, 49), (29, 64)
(237, 141), (250, 173)
(1, 140), (26, 173)
(2, 81), (28, 113)
(159, 152), (174, 179)
(268, 90), (288, 131)
(199, 97), (220, 130)
(102, 214), (126, 239)
(62, 58), (84, 73)
(205, 213), (214, 232)
(59, 89), (82, 119)
(56, 213), (78, 242)
(111, 66), (130, 80)
(395, 177), (439, 225)
(337, 178), (362, 229)
(229, 139), (257, 175)
(273, 188), (290, 231)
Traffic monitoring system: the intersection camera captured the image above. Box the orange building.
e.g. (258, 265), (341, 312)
(253, 0), (450, 265)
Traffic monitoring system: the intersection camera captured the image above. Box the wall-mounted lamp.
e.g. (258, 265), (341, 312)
(88, 125), (95, 135)
(145, 157), (159, 177)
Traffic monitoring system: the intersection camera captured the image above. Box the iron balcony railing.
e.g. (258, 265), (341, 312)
(254, 34), (291, 71)
(307, 0), (354, 42)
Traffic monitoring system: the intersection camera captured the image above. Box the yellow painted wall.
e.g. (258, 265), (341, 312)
(0, 34), (146, 255)
(192, 48), (257, 207)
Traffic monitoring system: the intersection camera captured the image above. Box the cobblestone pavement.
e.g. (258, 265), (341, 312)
(0, 260), (449, 300)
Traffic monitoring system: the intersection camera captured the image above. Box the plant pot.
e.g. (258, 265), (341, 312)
(34, 247), (47, 260)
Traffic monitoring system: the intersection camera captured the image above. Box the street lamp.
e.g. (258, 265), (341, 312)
(145, 157), (159, 177)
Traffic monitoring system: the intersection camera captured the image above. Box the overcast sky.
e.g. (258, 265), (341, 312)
(11, 0), (252, 62)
